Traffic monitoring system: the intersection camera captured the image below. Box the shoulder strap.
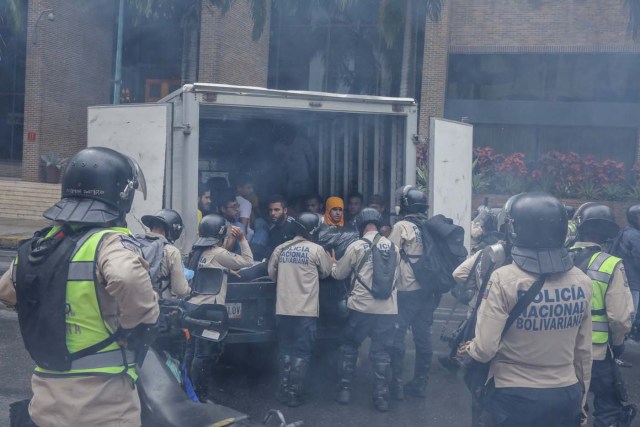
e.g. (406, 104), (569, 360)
(501, 274), (547, 338)
(399, 219), (422, 261)
(473, 257), (495, 311)
(353, 237), (373, 275)
(350, 238), (373, 290)
(464, 254), (483, 290)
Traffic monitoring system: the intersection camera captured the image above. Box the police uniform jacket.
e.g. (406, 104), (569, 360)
(389, 217), (423, 292)
(189, 238), (253, 305)
(468, 263), (593, 392)
(575, 242), (633, 361)
(0, 231), (159, 427)
(145, 232), (190, 299)
(268, 236), (333, 317)
(331, 231), (398, 315)
(453, 244), (507, 291)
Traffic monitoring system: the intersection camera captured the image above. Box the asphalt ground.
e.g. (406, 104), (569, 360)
(1, 255), (640, 426)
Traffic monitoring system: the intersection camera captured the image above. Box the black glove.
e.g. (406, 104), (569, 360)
(612, 344), (625, 359)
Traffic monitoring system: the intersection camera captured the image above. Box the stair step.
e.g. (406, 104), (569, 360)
(0, 180), (61, 220)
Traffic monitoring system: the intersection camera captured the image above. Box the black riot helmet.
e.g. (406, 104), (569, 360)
(142, 209), (184, 243)
(505, 192), (573, 275)
(627, 204), (640, 229)
(355, 207), (383, 236)
(573, 202), (598, 222)
(193, 214), (228, 248)
(397, 185), (428, 215)
(575, 203), (619, 242)
(43, 147), (147, 224)
(564, 205), (575, 220)
(292, 212), (322, 241)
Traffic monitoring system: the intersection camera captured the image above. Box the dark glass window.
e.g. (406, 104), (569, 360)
(447, 53), (640, 103)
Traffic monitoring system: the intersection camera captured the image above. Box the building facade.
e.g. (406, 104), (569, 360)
(421, 0), (640, 166)
(5, 0), (640, 181)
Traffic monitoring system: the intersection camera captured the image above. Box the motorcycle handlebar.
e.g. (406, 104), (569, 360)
(182, 316), (224, 329)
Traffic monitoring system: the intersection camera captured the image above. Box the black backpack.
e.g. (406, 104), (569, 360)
(402, 215), (467, 294)
(15, 226), (116, 371)
(352, 234), (397, 299)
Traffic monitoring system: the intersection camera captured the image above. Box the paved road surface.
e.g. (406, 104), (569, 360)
(1, 252), (639, 426)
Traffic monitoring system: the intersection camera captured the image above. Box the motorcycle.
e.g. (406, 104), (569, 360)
(139, 295), (302, 427)
(10, 290), (302, 427)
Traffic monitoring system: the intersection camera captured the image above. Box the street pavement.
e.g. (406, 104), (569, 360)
(1, 256), (639, 426)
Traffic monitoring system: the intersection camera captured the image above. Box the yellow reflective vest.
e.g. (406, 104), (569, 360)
(585, 251), (621, 344)
(15, 227), (138, 381)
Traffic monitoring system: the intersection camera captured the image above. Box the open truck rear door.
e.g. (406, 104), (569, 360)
(87, 104), (172, 237)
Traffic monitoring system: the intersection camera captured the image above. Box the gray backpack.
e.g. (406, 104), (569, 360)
(352, 234), (397, 299)
(136, 234), (169, 294)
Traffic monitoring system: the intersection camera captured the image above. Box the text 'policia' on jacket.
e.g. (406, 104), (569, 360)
(585, 251), (622, 344)
(14, 227), (137, 380)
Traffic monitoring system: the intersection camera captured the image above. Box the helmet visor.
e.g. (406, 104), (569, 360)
(128, 156), (147, 200)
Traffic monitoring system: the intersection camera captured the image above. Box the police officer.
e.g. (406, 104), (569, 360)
(460, 192), (593, 427)
(441, 204), (511, 375)
(0, 147), (159, 427)
(184, 214), (253, 402)
(617, 203), (640, 324)
(452, 205), (510, 303)
(268, 212), (333, 407)
(331, 208), (399, 412)
(388, 186), (434, 400)
(140, 209), (190, 299)
(571, 203), (634, 427)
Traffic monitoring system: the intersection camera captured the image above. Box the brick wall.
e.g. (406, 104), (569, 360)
(417, 0), (640, 177)
(22, 0), (115, 182)
(449, 0), (640, 53)
(198, 1), (271, 86)
(418, 1), (451, 137)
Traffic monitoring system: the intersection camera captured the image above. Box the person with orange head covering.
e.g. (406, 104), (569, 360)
(324, 197), (345, 227)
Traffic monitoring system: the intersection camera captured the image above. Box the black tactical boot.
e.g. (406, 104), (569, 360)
(336, 352), (358, 404)
(405, 352), (431, 398)
(372, 357), (391, 412)
(287, 357), (309, 407)
(276, 354), (292, 404)
(389, 353), (405, 401)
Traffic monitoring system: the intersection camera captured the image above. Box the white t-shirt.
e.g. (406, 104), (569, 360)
(236, 195), (252, 219)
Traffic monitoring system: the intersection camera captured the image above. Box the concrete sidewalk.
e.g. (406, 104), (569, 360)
(0, 217), (49, 249)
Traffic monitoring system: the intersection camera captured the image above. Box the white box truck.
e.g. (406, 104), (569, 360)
(87, 83), (472, 344)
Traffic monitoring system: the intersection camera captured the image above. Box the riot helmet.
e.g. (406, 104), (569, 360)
(355, 208), (383, 236)
(573, 202), (598, 221)
(193, 214), (227, 248)
(292, 212), (322, 241)
(142, 209), (184, 243)
(575, 203), (619, 242)
(43, 147), (146, 224)
(564, 205), (575, 220)
(396, 185), (428, 215)
(505, 192), (573, 274)
(627, 204), (640, 229)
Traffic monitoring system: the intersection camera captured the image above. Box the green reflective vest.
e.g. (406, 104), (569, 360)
(15, 227), (138, 380)
(585, 251), (621, 344)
